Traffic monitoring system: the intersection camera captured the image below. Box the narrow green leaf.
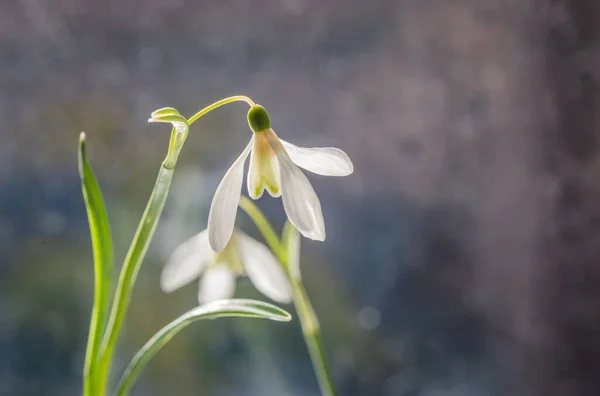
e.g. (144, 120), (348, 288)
(114, 299), (292, 396)
(79, 132), (114, 396)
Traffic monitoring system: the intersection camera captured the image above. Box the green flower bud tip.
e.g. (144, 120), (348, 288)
(151, 107), (180, 118)
(77, 132), (87, 178)
(79, 131), (87, 147)
(247, 105), (271, 133)
(78, 131), (87, 159)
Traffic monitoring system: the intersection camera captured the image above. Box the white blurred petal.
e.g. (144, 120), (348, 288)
(247, 132), (281, 199)
(237, 232), (292, 303)
(208, 138), (253, 252)
(280, 140), (353, 176)
(198, 264), (236, 303)
(266, 131), (325, 241)
(282, 222), (301, 280)
(160, 230), (211, 293)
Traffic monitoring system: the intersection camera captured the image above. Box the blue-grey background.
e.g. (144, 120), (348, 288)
(2, 1), (600, 395)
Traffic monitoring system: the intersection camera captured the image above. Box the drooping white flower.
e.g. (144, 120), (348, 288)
(208, 104), (354, 252)
(160, 229), (292, 304)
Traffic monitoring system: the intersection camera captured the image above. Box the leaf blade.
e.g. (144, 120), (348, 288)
(79, 132), (114, 396)
(281, 220), (301, 280)
(114, 299), (291, 396)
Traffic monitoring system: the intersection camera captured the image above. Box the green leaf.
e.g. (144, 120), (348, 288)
(114, 299), (292, 396)
(79, 132), (114, 396)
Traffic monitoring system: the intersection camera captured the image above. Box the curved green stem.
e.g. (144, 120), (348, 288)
(239, 196), (283, 257)
(187, 95), (255, 125)
(163, 96), (254, 169)
(290, 281), (335, 396)
(239, 197), (337, 396)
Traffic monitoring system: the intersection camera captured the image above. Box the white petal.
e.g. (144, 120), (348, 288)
(160, 230), (211, 293)
(265, 131), (325, 241)
(279, 159), (326, 241)
(238, 232), (292, 303)
(198, 264), (236, 304)
(282, 222), (301, 280)
(208, 138), (253, 252)
(280, 139), (354, 176)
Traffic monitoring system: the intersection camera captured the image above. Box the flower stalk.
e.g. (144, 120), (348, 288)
(291, 282), (335, 396)
(239, 196), (337, 396)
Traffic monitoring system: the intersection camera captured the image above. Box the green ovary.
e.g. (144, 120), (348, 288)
(247, 105), (271, 132)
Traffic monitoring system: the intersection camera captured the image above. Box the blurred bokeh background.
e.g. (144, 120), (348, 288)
(2, 0), (600, 395)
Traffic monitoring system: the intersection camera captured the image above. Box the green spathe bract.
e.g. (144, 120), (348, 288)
(151, 107), (180, 118)
(247, 104), (271, 132)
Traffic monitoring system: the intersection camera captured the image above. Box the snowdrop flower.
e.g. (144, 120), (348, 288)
(161, 229), (292, 304)
(208, 104), (354, 252)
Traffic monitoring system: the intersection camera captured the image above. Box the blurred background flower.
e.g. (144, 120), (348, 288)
(161, 228), (292, 304)
(2, 1), (600, 395)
